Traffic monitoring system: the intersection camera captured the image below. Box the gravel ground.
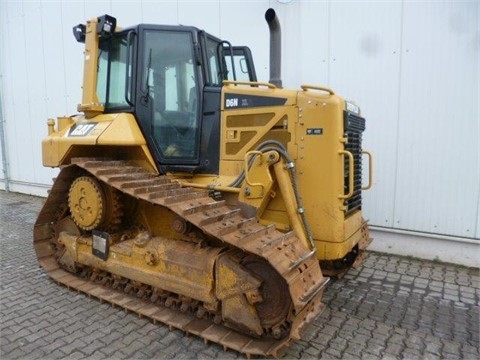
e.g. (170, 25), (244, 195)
(1, 190), (479, 359)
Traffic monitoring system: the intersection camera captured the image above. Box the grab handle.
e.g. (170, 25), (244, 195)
(244, 151), (265, 192)
(301, 84), (335, 95)
(362, 150), (373, 190)
(339, 150), (354, 199)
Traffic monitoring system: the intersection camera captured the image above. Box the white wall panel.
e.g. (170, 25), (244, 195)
(219, 1), (270, 83)
(23, 1), (49, 185)
(394, 1), (479, 238)
(179, 0), (220, 35)
(477, 0), (480, 240)
(0, 143), (3, 186)
(61, 2), (88, 113)
(266, 1), (326, 89)
(40, 1), (68, 118)
(0, 0), (479, 241)
(37, 1), (75, 191)
(1, 2), (17, 183)
(0, 2), (9, 186)
(295, 1), (329, 88)
(141, 0), (178, 24)
(328, 1), (403, 229)
(111, 1), (142, 25)
(7, 3), (34, 185)
(476, 193), (480, 239)
(84, 0), (112, 20)
(0, 84), (4, 186)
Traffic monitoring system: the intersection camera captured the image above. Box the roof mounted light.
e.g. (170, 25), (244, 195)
(97, 15), (116, 37)
(73, 24), (86, 43)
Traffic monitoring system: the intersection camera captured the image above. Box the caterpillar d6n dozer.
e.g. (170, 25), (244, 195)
(34, 8), (372, 357)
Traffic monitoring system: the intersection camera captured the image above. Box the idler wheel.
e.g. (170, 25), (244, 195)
(242, 256), (291, 330)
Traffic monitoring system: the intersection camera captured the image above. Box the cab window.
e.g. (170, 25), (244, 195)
(97, 34), (132, 109)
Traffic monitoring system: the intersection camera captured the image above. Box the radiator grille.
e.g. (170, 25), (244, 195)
(343, 111), (366, 215)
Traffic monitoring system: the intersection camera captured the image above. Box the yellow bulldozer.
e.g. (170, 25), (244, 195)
(34, 9), (372, 357)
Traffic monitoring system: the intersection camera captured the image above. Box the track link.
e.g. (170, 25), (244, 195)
(34, 158), (328, 358)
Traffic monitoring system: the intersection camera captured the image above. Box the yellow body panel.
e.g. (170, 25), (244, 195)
(315, 212), (366, 259)
(59, 232), (221, 305)
(219, 84), (297, 176)
(42, 113), (157, 172)
(294, 93), (346, 242)
(211, 84), (369, 261)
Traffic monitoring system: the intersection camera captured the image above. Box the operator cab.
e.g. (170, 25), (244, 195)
(83, 16), (257, 174)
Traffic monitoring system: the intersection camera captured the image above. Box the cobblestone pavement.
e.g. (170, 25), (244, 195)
(1, 190), (479, 359)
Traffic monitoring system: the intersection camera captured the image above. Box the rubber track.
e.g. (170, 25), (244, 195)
(34, 158), (327, 358)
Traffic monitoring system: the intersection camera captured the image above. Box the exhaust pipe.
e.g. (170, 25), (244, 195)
(265, 8), (282, 88)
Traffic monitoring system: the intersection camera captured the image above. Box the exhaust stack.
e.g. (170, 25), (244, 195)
(265, 8), (282, 88)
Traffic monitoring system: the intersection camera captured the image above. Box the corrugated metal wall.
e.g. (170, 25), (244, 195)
(0, 0), (478, 240)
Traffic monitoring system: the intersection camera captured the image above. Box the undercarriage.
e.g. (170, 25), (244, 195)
(34, 158), (328, 357)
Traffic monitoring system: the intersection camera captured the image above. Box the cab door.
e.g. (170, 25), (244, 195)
(136, 26), (201, 170)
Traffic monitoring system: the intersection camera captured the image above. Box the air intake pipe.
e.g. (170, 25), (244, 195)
(265, 8), (282, 88)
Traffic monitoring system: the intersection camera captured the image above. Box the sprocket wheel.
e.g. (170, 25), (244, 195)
(68, 176), (122, 231)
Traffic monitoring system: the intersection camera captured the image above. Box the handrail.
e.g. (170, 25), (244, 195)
(222, 40), (237, 81)
(300, 84), (335, 95)
(223, 80), (277, 89)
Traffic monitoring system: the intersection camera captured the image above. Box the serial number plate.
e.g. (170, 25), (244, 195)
(306, 128), (323, 135)
(92, 230), (109, 260)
